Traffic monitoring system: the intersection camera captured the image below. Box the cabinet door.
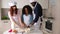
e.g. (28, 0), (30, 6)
(37, 0), (48, 9)
(0, 20), (11, 33)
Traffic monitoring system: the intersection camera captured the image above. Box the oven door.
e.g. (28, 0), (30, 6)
(45, 20), (52, 31)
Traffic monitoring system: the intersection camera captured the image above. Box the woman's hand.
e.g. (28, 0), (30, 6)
(20, 23), (27, 28)
(18, 18), (27, 28)
(13, 29), (18, 33)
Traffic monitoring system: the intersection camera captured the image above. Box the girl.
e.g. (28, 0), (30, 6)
(21, 5), (33, 27)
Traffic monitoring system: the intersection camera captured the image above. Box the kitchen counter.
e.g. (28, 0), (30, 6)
(3, 27), (43, 34)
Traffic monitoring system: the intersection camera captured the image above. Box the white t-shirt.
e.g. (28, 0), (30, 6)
(23, 14), (33, 26)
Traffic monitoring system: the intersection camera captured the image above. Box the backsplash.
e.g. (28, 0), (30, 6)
(1, 8), (22, 20)
(1, 8), (52, 20)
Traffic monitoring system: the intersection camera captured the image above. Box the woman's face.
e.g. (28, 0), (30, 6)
(25, 8), (28, 15)
(13, 6), (16, 10)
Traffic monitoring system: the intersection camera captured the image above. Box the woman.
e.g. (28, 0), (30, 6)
(21, 5), (33, 27)
(8, 4), (26, 33)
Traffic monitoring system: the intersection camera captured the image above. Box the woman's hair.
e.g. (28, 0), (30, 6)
(10, 5), (18, 16)
(22, 5), (32, 15)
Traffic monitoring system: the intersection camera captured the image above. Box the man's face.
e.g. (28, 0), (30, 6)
(31, 2), (36, 7)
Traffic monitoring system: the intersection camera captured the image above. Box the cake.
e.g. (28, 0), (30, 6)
(15, 27), (31, 33)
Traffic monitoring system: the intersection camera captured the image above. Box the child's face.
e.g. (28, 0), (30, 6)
(25, 8), (28, 15)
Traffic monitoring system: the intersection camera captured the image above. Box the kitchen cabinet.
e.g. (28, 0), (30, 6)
(1, 0), (48, 9)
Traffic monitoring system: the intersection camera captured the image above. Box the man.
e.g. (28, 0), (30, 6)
(29, 0), (43, 27)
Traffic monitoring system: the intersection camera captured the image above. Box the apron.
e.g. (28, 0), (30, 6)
(32, 3), (41, 30)
(33, 2), (37, 20)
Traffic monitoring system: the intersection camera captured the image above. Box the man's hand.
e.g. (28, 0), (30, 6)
(28, 21), (35, 27)
(31, 21), (35, 25)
